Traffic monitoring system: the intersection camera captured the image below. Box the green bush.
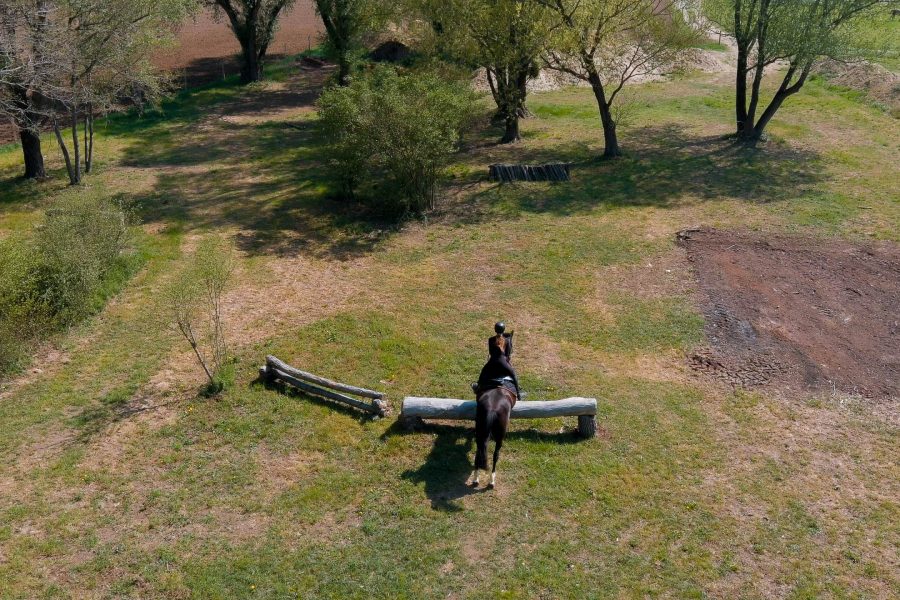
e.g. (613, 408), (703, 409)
(317, 65), (475, 214)
(33, 193), (131, 324)
(0, 192), (133, 376)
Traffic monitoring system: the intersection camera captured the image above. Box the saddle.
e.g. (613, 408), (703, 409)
(472, 376), (518, 397)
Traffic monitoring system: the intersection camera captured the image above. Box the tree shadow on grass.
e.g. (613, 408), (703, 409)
(439, 124), (827, 224)
(123, 112), (398, 260)
(117, 71), (827, 262)
(393, 420), (587, 512)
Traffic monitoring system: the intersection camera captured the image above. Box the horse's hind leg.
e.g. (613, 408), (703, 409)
(470, 438), (487, 486)
(490, 439), (502, 487)
(490, 415), (508, 488)
(471, 403), (490, 486)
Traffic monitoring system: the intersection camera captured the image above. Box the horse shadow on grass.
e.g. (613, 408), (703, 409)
(390, 420), (585, 512)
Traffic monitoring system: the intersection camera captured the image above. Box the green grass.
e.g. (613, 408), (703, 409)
(0, 56), (897, 598)
(693, 39), (729, 52)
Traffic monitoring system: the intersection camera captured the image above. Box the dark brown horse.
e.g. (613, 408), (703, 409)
(469, 331), (518, 488)
(469, 385), (517, 488)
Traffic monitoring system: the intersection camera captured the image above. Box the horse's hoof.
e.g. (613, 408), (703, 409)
(487, 483), (495, 490)
(469, 480), (479, 488)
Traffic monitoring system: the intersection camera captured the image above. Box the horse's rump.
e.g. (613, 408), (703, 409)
(477, 382), (518, 408)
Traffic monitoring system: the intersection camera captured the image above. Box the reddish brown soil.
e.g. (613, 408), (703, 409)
(155, 3), (322, 83)
(679, 228), (900, 400)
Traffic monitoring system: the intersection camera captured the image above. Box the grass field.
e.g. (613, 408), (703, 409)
(0, 58), (897, 599)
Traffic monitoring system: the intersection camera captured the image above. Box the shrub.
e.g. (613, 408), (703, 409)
(32, 193), (131, 324)
(0, 238), (41, 375)
(317, 65), (475, 214)
(0, 192), (132, 376)
(167, 236), (235, 394)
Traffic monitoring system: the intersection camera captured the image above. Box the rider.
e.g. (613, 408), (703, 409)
(473, 322), (521, 399)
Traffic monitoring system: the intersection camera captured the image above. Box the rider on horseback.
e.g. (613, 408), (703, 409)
(473, 322), (520, 400)
(470, 322), (520, 489)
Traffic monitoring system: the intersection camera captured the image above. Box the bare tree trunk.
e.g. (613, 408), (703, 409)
(70, 106), (81, 184)
(515, 66), (532, 118)
(598, 101), (621, 158)
(751, 64), (809, 139)
(586, 65), (621, 158)
(733, 0), (752, 138)
(501, 112), (521, 143)
(337, 49), (351, 86)
(52, 118), (77, 186)
(240, 39), (263, 83)
(493, 63), (530, 144)
(19, 126), (45, 180)
(84, 106), (94, 173)
(12, 87), (46, 179)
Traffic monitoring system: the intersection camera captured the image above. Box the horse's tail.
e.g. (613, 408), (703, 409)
(474, 409), (499, 470)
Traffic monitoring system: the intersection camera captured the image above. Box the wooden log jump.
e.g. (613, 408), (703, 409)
(261, 355), (387, 416)
(401, 396), (598, 438)
(489, 163), (571, 182)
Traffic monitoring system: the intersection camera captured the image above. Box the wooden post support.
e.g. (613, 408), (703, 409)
(577, 415), (597, 438)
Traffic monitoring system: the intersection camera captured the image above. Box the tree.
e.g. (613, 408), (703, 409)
(317, 65), (474, 214)
(419, 0), (555, 143)
(541, 0), (697, 157)
(47, 0), (188, 185)
(1, 0), (187, 184)
(707, 0), (893, 141)
(314, 0), (387, 86)
(0, 1), (54, 179)
(209, 0), (294, 83)
(168, 237), (234, 394)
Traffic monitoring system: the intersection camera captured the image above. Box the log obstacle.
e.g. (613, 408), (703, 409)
(260, 355), (388, 416)
(400, 396), (598, 438)
(489, 163), (571, 182)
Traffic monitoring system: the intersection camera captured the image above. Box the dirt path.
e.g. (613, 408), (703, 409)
(680, 228), (900, 400)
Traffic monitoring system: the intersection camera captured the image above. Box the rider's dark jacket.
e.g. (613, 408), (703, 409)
(475, 335), (520, 398)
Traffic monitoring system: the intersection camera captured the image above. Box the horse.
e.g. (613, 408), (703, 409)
(469, 328), (519, 488)
(469, 384), (517, 488)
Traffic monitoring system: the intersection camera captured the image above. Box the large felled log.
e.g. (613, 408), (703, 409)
(401, 396), (598, 437)
(266, 355), (384, 399)
(401, 397), (596, 419)
(267, 366), (385, 415)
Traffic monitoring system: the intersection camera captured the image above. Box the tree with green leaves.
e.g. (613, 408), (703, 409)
(1, 0), (189, 184)
(51, 0), (190, 184)
(314, 0), (387, 86)
(540, 0), (697, 157)
(418, 0), (555, 143)
(1, 1), (55, 179)
(317, 65), (474, 213)
(209, 0), (293, 83)
(707, 0), (895, 141)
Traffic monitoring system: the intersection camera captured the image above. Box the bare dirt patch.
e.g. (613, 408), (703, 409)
(156, 3), (322, 83)
(813, 59), (900, 117)
(679, 228), (899, 399)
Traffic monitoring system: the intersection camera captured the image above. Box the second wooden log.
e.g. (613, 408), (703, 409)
(266, 355), (384, 399)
